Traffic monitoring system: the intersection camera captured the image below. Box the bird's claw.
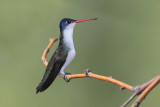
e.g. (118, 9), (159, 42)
(64, 73), (71, 82)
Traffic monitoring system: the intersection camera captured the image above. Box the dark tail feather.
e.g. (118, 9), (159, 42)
(36, 70), (59, 94)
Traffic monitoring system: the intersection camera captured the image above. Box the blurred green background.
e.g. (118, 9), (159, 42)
(0, 0), (160, 107)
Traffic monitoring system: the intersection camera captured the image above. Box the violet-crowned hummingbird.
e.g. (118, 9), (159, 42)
(36, 18), (97, 93)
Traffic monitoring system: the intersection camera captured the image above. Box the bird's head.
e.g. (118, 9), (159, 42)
(59, 18), (97, 32)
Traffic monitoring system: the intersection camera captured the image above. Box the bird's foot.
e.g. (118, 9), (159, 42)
(64, 73), (71, 82)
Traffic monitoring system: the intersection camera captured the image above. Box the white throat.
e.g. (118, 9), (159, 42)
(63, 23), (76, 49)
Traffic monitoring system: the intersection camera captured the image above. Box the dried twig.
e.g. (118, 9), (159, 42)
(132, 75), (160, 107)
(41, 38), (160, 107)
(41, 38), (58, 66)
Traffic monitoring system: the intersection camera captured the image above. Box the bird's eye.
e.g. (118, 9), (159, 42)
(66, 21), (71, 24)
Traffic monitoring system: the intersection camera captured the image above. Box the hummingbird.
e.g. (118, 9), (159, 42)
(36, 18), (97, 94)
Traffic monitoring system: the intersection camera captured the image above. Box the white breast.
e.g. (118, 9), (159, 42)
(59, 49), (76, 75)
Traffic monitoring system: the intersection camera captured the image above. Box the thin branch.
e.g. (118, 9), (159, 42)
(41, 38), (58, 66)
(65, 69), (133, 91)
(121, 75), (160, 107)
(132, 75), (160, 107)
(121, 91), (138, 107)
(41, 37), (160, 107)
